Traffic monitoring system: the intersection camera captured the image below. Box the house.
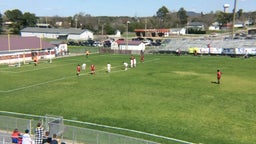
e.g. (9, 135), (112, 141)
(169, 28), (186, 35)
(208, 25), (220, 31)
(134, 29), (170, 37)
(208, 22), (220, 31)
(36, 23), (52, 28)
(49, 41), (68, 56)
(111, 40), (145, 52)
(20, 27), (94, 40)
(0, 35), (55, 64)
(234, 21), (244, 28)
(107, 30), (122, 38)
(221, 22), (246, 30)
(187, 22), (205, 30)
(248, 28), (256, 36)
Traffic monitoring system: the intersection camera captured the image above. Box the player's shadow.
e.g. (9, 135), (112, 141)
(211, 81), (218, 84)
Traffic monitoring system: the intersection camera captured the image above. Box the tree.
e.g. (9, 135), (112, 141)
(156, 6), (170, 28)
(104, 23), (115, 35)
(249, 11), (256, 25)
(215, 11), (233, 27)
(4, 9), (37, 34)
(4, 9), (23, 22)
(23, 12), (37, 27)
(177, 7), (188, 26)
(237, 9), (244, 20)
(0, 13), (3, 34)
(156, 6), (169, 21)
(4, 9), (24, 34)
(200, 13), (215, 28)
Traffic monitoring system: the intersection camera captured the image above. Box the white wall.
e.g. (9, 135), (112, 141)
(0, 51), (53, 65)
(111, 42), (145, 51)
(21, 30), (94, 40)
(21, 32), (59, 39)
(68, 31), (93, 40)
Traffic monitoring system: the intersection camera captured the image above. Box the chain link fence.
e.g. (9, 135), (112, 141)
(0, 112), (161, 144)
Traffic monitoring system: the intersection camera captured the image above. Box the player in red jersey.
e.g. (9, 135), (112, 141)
(217, 69), (222, 84)
(77, 64), (81, 76)
(90, 64), (95, 74)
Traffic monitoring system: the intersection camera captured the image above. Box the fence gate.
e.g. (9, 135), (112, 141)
(45, 115), (64, 137)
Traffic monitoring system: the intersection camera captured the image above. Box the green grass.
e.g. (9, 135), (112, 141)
(68, 46), (100, 54)
(1, 54), (256, 144)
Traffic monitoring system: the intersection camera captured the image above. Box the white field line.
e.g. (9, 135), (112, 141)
(0, 58), (89, 73)
(0, 77), (66, 93)
(0, 63), (72, 74)
(0, 56), (89, 72)
(0, 58), (160, 93)
(0, 57), (194, 144)
(0, 66), (120, 93)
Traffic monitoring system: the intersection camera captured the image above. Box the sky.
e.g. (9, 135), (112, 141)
(0, 0), (255, 17)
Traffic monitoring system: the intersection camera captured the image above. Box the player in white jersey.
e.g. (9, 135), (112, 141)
(107, 62), (111, 73)
(123, 62), (128, 71)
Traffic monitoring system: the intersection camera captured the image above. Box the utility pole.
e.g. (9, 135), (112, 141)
(231, 0), (237, 39)
(75, 17), (78, 29)
(101, 24), (104, 36)
(126, 21), (130, 50)
(144, 18), (147, 37)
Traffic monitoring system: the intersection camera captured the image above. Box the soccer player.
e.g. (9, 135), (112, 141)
(217, 69), (222, 84)
(82, 63), (86, 71)
(90, 64), (95, 74)
(85, 50), (89, 58)
(33, 56), (38, 66)
(133, 58), (136, 67)
(194, 49), (197, 56)
(123, 62), (128, 71)
(140, 54), (144, 63)
(176, 48), (181, 56)
(244, 50), (249, 58)
(77, 64), (81, 76)
(130, 55), (135, 68)
(107, 62), (111, 73)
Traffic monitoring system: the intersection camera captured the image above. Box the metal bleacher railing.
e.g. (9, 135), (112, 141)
(156, 38), (256, 52)
(0, 111), (194, 144)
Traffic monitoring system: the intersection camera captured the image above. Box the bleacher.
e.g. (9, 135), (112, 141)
(150, 38), (256, 55)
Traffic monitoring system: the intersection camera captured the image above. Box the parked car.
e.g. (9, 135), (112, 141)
(146, 38), (153, 42)
(67, 41), (79, 46)
(93, 41), (103, 47)
(150, 42), (161, 46)
(132, 37), (144, 41)
(143, 40), (151, 46)
(103, 40), (112, 47)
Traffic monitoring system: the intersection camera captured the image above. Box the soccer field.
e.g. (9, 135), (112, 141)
(0, 54), (256, 144)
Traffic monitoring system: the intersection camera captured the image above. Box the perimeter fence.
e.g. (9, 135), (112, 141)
(0, 111), (194, 144)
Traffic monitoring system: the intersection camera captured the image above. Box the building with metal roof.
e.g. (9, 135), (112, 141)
(20, 27), (94, 40)
(0, 35), (54, 52)
(0, 35), (55, 65)
(111, 40), (145, 52)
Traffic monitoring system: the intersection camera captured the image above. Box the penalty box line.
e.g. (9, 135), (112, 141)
(0, 77), (66, 93)
(0, 65), (122, 93)
(0, 58), (160, 93)
(0, 56), (88, 73)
